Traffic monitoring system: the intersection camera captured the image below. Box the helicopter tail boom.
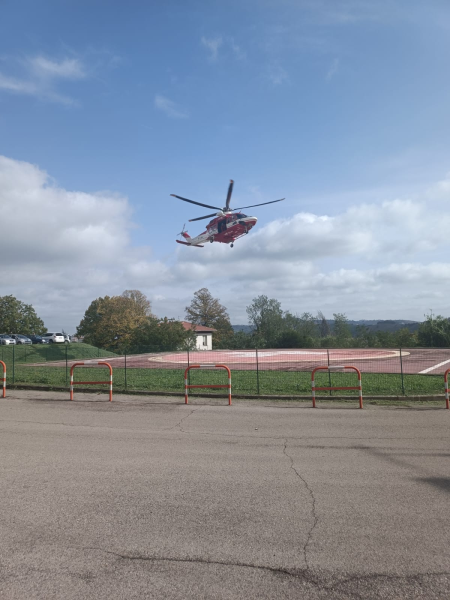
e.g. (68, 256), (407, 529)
(176, 240), (204, 248)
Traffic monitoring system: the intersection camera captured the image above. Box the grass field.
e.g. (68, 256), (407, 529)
(0, 343), (117, 366)
(9, 364), (445, 397)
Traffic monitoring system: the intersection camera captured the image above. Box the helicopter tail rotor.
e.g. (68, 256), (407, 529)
(177, 224), (190, 239)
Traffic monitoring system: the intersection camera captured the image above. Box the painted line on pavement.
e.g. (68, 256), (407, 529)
(419, 358), (450, 374)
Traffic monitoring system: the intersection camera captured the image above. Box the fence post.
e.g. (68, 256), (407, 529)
(12, 343), (15, 384)
(124, 352), (127, 390)
(65, 344), (68, 385)
(256, 348), (260, 395)
(327, 349), (332, 395)
(399, 348), (405, 395)
(187, 349), (190, 387)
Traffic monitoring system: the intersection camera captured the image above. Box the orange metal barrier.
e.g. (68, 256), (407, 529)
(184, 364), (231, 405)
(445, 369), (450, 409)
(70, 361), (113, 401)
(311, 365), (363, 409)
(0, 360), (5, 397)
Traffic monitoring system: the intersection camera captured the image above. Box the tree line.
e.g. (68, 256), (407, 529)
(1, 291), (449, 351)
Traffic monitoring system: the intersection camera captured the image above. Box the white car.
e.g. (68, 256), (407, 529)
(0, 334), (16, 345)
(41, 332), (66, 344)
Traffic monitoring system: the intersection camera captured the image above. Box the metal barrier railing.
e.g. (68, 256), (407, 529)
(444, 368), (450, 409)
(0, 360), (5, 397)
(70, 361), (113, 401)
(311, 365), (363, 409)
(184, 364), (231, 405)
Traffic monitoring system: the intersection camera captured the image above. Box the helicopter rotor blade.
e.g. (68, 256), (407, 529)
(189, 213), (218, 222)
(170, 194), (221, 211)
(233, 198), (285, 211)
(224, 179), (234, 210)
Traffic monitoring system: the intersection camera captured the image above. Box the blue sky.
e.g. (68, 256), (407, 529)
(1, 0), (450, 331)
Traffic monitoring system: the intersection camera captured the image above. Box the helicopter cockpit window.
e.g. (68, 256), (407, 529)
(235, 213), (247, 219)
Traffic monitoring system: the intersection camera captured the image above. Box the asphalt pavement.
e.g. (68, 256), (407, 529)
(0, 390), (449, 599)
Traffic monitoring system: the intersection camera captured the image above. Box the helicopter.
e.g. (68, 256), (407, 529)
(171, 180), (284, 248)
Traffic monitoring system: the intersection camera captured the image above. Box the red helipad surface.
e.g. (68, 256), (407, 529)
(47, 347), (450, 375)
(149, 349), (403, 364)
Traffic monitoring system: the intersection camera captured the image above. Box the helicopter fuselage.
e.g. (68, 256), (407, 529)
(177, 212), (257, 247)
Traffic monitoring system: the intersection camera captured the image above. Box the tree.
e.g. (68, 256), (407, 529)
(185, 288), (233, 346)
(246, 295), (284, 347)
(0, 295), (46, 335)
(375, 331), (395, 347)
(283, 312), (318, 339)
(129, 317), (195, 351)
(122, 290), (152, 316)
(317, 311), (331, 338)
(394, 328), (417, 348)
(76, 291), (151, 351)
(354, 325), (375, 348)
(333, 313), (352, 346)
(276, 330), (315, 348)
(225, 330), (255, 350)
(417, 314), (450, 347)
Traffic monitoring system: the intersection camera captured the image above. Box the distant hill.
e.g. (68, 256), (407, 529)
(233, 320), (421, 335)
(232, 325), (254, 333)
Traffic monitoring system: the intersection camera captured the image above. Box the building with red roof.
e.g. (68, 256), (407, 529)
(181, 321), (215, 350)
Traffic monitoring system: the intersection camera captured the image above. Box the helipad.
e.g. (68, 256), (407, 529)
(149, 349), (405, 364)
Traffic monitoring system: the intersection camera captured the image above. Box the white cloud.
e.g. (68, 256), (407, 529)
(0, 54), (87, 105)
(3, 155), (450, 329)
(267, 62), (288, 85)
(171, 180), (450, 321)
(201, 36), (223, 61)
(229, 38), (246, 60)
(0, 73), (36, 94)
(29, 56), (86, 80)
(154, 94), (189, 119)
(0, 156), (171, 331)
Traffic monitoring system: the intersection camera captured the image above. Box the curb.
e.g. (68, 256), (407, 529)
(6, 383), (446, 402)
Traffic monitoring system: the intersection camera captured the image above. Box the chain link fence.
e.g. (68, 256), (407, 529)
(3, 344), (450, 397)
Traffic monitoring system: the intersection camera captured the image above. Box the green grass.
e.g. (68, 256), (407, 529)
(0, 343), (117, 367)
(8, 365), (446, 397)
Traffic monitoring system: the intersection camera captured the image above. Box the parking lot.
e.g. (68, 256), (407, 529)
(0, 391), (449, 599)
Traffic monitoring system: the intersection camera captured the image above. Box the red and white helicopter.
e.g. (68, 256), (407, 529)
(171, 180), (284, 248)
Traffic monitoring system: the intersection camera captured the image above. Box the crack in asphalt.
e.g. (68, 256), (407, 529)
(80, 546), (310, 580)
(0, 419), (148, 434)
(79, 546), (450, 594)
(283, 439), (318, 572)
(164, 407), (199, 432)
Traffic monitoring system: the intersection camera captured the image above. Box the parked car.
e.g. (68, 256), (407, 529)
(10, 334), (32, 345)
(40, 332), (65, 344)
(0, 334), (16, 345)
(29, 335), (49, 344)
(64, 334), (71, 343)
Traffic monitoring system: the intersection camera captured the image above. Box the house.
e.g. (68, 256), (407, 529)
(181, 321), (215, 351)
